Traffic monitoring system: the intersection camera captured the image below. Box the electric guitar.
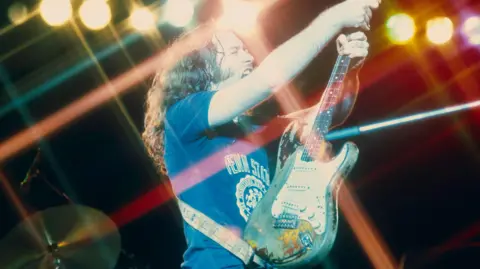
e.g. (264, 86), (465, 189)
(243, 53), (359, 268)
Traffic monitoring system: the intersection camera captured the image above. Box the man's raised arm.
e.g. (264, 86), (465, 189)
(208, 0), (381, 128)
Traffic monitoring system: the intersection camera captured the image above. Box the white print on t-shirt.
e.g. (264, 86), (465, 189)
(224, 153), (270, 184)
(224, 154), (270, 221)
(235, 175), (267, 221)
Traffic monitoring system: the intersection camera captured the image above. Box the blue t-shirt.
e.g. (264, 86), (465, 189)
(164, 91), (271, 268)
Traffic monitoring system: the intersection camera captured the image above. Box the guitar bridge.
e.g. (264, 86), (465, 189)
(273, 212), (299, 229)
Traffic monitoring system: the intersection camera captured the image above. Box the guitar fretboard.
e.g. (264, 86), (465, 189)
(301, 54), (351, 161)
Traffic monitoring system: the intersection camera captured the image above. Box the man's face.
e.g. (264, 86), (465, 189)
(212, 31), (254, 86)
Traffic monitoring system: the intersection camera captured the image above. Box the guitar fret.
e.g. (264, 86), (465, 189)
(327, 95), (338, 100)
(322, 100), (337, 107)
(324, 90), (340, 98)
(329, 82), (343, 88)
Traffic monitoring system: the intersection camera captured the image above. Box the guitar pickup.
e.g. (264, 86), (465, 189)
(286, 184), (309, 191)
(273, 212), (299, 229)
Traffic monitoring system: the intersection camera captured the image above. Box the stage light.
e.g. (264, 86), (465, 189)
(218, 0), (260, 33)
(163, 0), (194, 28)
(39, 0), (72, 26)
(130, 7), (156, 32)
(426, 17), (454, 45)
(462, 16), (480, 45)
(385, 13), (416, 44)
(8, 2), (29, 25)
(79, 0), (111, 30)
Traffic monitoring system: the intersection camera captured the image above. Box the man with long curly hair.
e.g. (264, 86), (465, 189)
(143, 0), (379, 267)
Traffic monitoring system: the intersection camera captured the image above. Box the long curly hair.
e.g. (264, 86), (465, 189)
(142, 24), (224, 175)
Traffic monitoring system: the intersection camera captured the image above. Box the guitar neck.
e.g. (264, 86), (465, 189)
(301, 54), (351, 161)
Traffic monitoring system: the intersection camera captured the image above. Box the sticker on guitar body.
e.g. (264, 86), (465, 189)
(278, 221), (316, 257)
(278, 121), (308, 169)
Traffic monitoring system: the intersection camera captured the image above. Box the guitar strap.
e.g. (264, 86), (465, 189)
(177, 199), (271, 268)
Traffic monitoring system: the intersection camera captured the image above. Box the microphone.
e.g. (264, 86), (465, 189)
(20, 148), (41, 188)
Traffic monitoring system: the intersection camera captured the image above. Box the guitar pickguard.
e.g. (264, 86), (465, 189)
(272, 145), (346, 235)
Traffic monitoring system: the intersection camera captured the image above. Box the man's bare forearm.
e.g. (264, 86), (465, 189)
(207, 2), (373, 127)
(255, 8), (342, 92)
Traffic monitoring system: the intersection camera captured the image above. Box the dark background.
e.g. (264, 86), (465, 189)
(1, 0), (480, 268)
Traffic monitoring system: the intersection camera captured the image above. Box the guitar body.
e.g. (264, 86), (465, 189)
(244, 54), (359, 268)
(244, 121), (359, 267)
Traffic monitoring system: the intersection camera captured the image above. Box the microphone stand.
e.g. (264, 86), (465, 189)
(41, 174), (73, 204)
(21, 148), (73, 204)
(20, 148), (41, 188)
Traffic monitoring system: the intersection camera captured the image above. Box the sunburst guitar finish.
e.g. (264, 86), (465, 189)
(243, 54), (359, 268)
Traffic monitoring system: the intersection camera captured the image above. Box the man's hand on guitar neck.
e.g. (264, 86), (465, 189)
(336, 31), (370, 70)
(330, 0), (381, 31)
(332, 0), (379, 69)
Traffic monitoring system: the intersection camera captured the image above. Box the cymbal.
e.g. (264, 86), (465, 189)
(0, 204), (121, 269)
